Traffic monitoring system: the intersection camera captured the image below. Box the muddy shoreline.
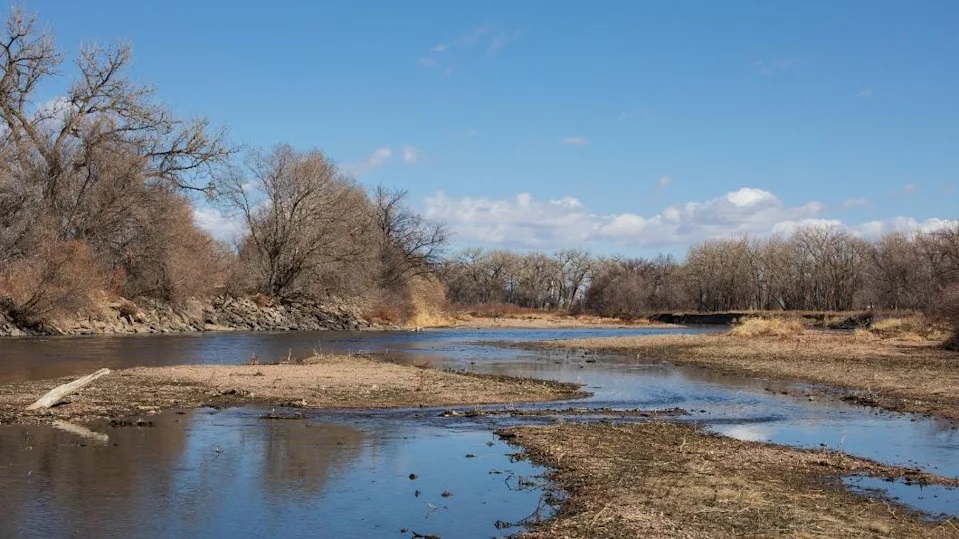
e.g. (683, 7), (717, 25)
(0, 354), (586, 425)
(525, 332), (959, 421)
(501, 422), (959, 538)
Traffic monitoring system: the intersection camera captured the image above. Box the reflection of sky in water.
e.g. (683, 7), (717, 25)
(0, 408), (551, 538)
(844, 476), (959, 520)
(3, 326), (959, 521)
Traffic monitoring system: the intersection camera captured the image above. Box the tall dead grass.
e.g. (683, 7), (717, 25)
(860, 315), (950, 342)
(729, 317), (806, 338)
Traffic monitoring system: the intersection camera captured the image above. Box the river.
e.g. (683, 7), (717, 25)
(1, 327), (957, 537)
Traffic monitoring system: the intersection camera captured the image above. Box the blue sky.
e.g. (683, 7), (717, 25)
(23, 1), (959, 255)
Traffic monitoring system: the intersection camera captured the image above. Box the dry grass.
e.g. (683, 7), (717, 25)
(504, 422), (958, 538)
(533, 331), (959, 420)
(0, 354), (585, 424)
(445, 306), (663, 329)
(729, 316), (806, 337)
(865, 315), (951, 342)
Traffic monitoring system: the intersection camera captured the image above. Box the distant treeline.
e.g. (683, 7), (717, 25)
(440, 225), (959, 320)
(0, 8), (446, 327)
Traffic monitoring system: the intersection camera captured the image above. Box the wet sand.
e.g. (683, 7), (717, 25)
(502, 422), (959, 538)
(0, 354), (585, 424)
(528, 331), (959, 420)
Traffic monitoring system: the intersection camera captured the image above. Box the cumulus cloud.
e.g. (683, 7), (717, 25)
(193, 206), (245, 244)
(344, 147), (392, 176)
(562, 136), (589, 146)
(402, 145), (420, 164)
(424, 187), (956, 250)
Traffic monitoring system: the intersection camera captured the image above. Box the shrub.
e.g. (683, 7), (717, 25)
(937, 285), (959, 350)
(0, 240), (103, 327)
(867, 315), (950, 342)
(729, 317), (805, 338)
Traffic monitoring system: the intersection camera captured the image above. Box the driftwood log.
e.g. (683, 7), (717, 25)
(26, 368), (112, 410)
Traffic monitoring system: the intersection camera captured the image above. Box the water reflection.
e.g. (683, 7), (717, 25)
(0, 407), (551, 538)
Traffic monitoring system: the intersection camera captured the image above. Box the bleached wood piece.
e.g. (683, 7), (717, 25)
(26, 368), (112, 410)
(52, 420), (110, 443)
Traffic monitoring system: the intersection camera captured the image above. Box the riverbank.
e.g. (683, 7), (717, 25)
(444, 311), (667, 330)
(502, 422), (959, 538)
(0, 295), (373, 337)
(0, 354), (585, 424)
(528, 331), (959, 420)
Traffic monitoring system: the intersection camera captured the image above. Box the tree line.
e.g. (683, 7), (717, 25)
(440, 225), (959, 319)
(1, 7), (956, 344)
(0, 8), (446, 327)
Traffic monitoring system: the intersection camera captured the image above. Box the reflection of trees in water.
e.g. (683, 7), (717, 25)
(0, 414), (190, 537)
(0, 410), (374, 537)
(260, 421), (365, 497)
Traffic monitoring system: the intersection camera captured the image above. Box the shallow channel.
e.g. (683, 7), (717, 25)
(1, 326), (957, 533)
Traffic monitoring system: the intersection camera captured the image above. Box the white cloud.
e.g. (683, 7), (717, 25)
(903, 182), (918, 193)
(856, 88), (874, 98)
(562, 136), (589, 146)
(754, 58), (799, 76)
(344, 147), (392, 176)
(658, 175), (673, 189)
(488, 30), (521, 55)
(843, 197), (869, 208)
(402, 145), (420, 164)
(420, 25), (519, 72)
(193, 207), (245, 244)
(424, 187), (955, 250)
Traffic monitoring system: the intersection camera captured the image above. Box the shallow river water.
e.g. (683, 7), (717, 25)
(1, 327), (957, 536)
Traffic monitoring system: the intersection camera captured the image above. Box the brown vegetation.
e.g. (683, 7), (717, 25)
(533, 331), (959, 419)
(728, 316), (806, 337)
(440, 225), (959, 348)
(503, 422), (959, 538)
(0, 354), (584, 424)
(0, 7), (449, 332)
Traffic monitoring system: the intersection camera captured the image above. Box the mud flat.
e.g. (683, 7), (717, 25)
(0, 354), (585, 424)
(501, 422), (959, 538)
(530, 332), (959, 420)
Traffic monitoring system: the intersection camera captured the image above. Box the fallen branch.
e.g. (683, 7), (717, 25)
(26, 368), (112, 410)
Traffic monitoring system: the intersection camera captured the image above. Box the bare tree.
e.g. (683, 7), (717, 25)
(372, 186), (448, 289)
(218, 145), (372, 298)
(0, 7), (231, 203)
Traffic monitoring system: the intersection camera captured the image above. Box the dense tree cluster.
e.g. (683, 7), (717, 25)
(441, 225), (959, 326)
(0, 8), (446, 326)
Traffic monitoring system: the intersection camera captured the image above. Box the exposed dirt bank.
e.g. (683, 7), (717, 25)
(0, 355), (585, 424)
(0, 295), (372, 337)
(648, 311), (873, 329)
(502, 422), (959, 538)
(530, 332), (959, 420)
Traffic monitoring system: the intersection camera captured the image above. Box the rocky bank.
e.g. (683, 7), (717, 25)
(0, 296), (373, 337)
